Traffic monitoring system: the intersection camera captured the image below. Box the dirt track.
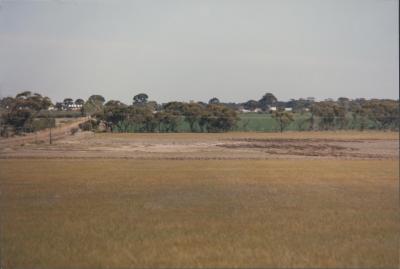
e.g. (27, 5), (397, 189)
(0, 130), (398, 160)
(0, 117), (89, 147)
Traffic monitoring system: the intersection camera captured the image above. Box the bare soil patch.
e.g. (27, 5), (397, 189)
(0, 131), (397, 160)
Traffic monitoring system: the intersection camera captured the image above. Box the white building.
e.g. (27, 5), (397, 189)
(66, 104), (83, 111)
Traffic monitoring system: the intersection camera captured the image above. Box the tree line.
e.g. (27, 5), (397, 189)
(93, 94), (238, 133)
(0, 91), (398, 136)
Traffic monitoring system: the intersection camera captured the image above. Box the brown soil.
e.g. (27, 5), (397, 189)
(0, 130), (398, 160)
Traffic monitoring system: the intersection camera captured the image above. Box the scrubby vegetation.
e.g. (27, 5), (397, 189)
(0, 91), (398, 136)
(0, 91), (54, 137)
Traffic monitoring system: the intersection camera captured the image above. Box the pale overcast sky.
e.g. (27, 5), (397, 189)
(0, 0), (398, 103)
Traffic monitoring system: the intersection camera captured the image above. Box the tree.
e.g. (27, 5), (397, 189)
(63, 98), (73, 105)
(203, 104), (238, 132)
(88, 95), (105, 103)
(1, 92), (53, 134)
(163, 101), (185, 115)
(351, 105), (369, 131)
(124, 106), (157, 132)
(337, 97), (350, 112)
(63, 98), (74, 110)
(183, 102), (203, 132)
(55, 102), (64, 111)
(84, 95), (106, 115)
(105, 100), (127, 121)
(311, 102), (332, 130)
(362, 99), (399, 130)
(271, 108), (294, 132)
(146, 101), (158, 111)
(258, 93), (277, 111)
(208, 97), (220, 105)
(155, 111), (180, 132)
(311, 101), (344, 130)
(40, 96), (53, 110)
(0, 97), (15, 109)
(335, 105), (347, 129)
(243, 100), (259, 111)
(15, 91), (32, 99)
(75, 99), (85, 105)
(15, 92), (52, 111)
(96, 101), (129, 132)
(97, 101), (128, 132)
(105, 100), (126, 108)
(159, 102), (185, 132)
(133, 93), (149, 105)
(199, 110), (210, 132)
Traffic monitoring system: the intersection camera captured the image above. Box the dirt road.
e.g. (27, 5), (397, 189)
(0, 117), (89, 147)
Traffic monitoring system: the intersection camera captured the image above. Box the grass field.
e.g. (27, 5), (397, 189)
(237, 112), (306, 131)
(0, 158), (398, 268)
(96, 130), (399, 141)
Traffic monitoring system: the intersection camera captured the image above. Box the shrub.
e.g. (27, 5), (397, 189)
(79, 119), (97, 131)
(70, 127), (79, 135)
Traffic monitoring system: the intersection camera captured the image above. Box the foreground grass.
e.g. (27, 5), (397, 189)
(0, 159), (398, 268)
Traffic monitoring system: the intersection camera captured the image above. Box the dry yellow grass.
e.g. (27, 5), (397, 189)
(0, 159), (398, 268)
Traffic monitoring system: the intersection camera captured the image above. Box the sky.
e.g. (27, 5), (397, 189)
(0, 0), (398, 103)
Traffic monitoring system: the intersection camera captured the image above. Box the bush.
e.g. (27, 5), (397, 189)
(70, 127), (79, 135)
(79, 119), (97, 131)
(37, 110), (83, 118)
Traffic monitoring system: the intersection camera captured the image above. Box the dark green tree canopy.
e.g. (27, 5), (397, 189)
(83, 95), (106, 115)
(105, 100), (126, 108)
(75, 99), (85, 105)
(208, 97), (220, 105)
(15, 91), (32, 99)
(133, 93), (149, 104)
(88, 95), (105, 104)
(163, 101), (185, 114)
(243, 100), (259, 110)
(63, 98), (74, 105)
(203, 104), (238, 132)
(259, 93), (277, 111)
(0, 91), (53, 133)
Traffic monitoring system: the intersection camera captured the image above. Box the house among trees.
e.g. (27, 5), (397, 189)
(238, 106), (262, 113)
(66, 103), (83, 111)
(51, 102), (83, 111)
(269, 106), (277, 111)
(50, 98), (85, 111)
(238, 107), (252, 113)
